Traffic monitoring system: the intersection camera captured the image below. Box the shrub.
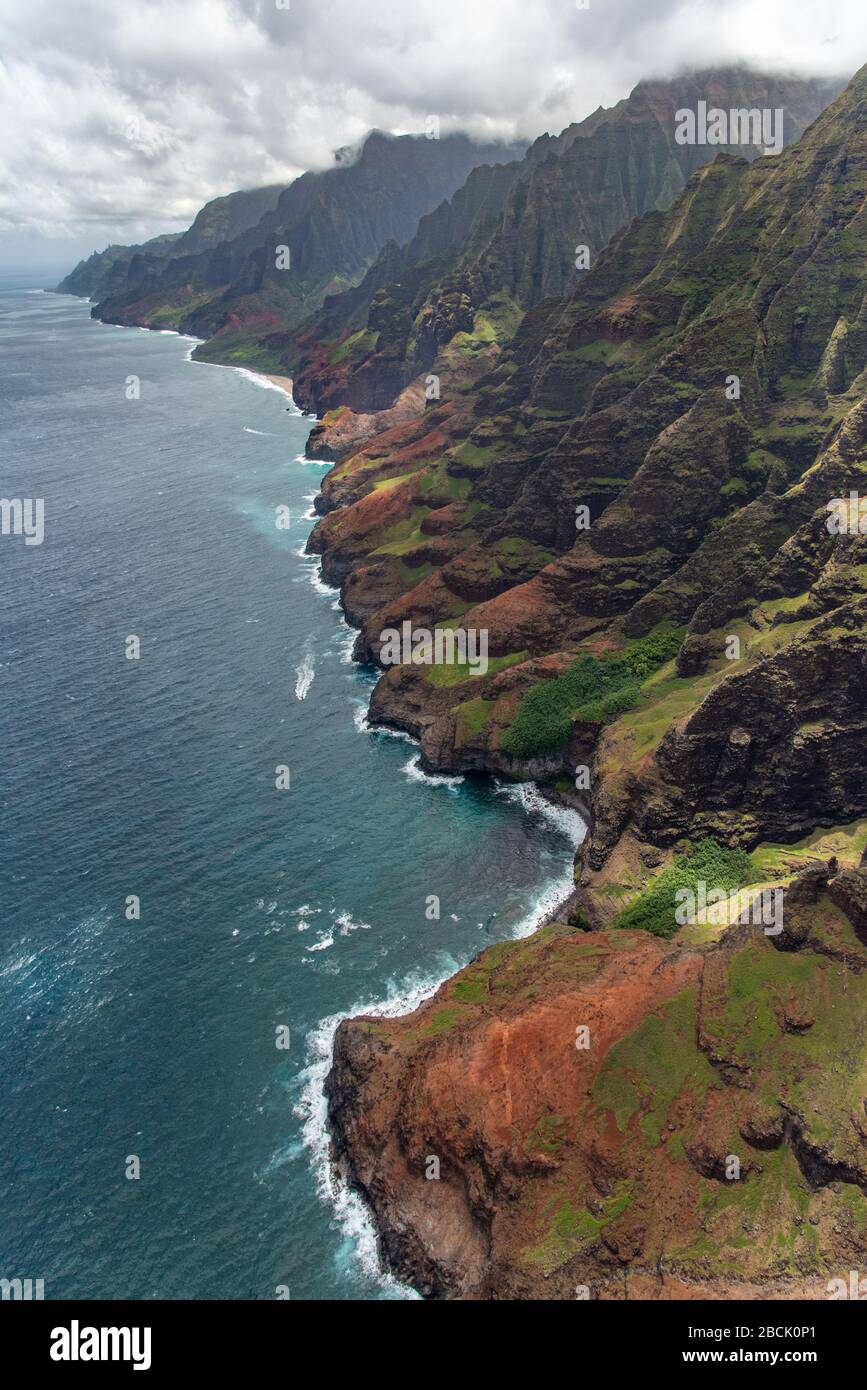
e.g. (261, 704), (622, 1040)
(614, 838), (756, 939)
(501, 626), (683, 758)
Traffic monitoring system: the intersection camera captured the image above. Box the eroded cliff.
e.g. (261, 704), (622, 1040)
(320, 65), (867, 1298)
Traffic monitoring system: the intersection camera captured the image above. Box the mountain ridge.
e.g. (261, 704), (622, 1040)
(286, 69), (844, 421)
(55, 184), (287, 300)
(79, 132), (526, 370)
(318, 60), (867, 1299)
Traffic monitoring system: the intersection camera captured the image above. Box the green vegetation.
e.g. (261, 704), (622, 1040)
(422, 1007), (463, 1037)
(453, 696), (494, 738)
(427, 649), (527, 689)
(524, 1114), (567, 1158)
(593, 988), (717, 1143)
(195, 336), (285, 372)
(613, 838), (756, 939)
(330, 328), (379, 365)
(673, 1145), (821, 1278)
(448, 439), (495, 473)
(703, 940), (816, 1065)
(417, 459), (472, 504)
(372, 472), (415, 493)
(493, 536), (555, 565)
(501, 626), (684, 757)
(453, 977), (487, 1003)
(750, 817), (867, 877)
(393, 557), (433, 587)
(370, 506), (430, 556)
(451, 298), (522, 359)
(522, 1182), (633, 1273)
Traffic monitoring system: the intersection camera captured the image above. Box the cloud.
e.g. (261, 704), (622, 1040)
(0, 0), (863, 268)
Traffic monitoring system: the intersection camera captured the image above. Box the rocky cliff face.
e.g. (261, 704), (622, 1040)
(55, 185), (286, 301)
(318, 63), (867, 1298)
(84, 133), (524, 372)
(328, 863), (867, 1299)
(288, 70), (842, 418)
(55, 233), (183, 300)
(306, 65), (867, 790)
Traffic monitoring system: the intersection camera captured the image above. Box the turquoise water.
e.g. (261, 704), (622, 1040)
(0, 286), (582, 1300)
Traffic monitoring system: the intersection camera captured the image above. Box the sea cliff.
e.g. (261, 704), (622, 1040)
(311, 66), (867, 1298)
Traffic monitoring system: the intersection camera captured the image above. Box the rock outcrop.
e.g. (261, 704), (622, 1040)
(289, 70), (842, 419)
(319, 63), (867, 1299)
(83, 133), (525, 372)
(329, 872), (867, 1298)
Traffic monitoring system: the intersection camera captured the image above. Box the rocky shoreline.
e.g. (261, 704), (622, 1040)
(297, 364), (867, 1298)
(61, 58), (867, 1300)
(296, 165), (867, 1289)
(323, 852), (867, 1300)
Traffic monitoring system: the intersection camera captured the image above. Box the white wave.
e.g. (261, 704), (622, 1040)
(294, 642), (315, 700)
(294, 767), (584, 1298)
(296, 960), (464, 1299)
(402, 755), (464, 790)
(232, 366), (300, 411)
(352, 703), (417, 742)
(335, 624), (357, 665)
(0, 948), (38, 982)
(510, 861), (579, 941)
(306, 931), (335, 953)
(242, 426), (276, 437)
(295, 553), (335, 598)
(493, 779), (586, 845)
(336, 911), (371, 936)
(255, 1140), (304, 1182)
(127, 326), (203, 357)
(183, 354), (302, 411)
(296, 775), (584, 1291)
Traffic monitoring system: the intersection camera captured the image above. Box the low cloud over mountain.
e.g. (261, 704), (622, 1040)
(0, 0), (858, 267)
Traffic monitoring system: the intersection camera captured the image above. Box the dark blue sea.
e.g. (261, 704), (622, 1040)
(0, 283), (582, 1300)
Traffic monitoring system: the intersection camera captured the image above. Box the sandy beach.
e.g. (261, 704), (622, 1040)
(264, 373), (294, 399)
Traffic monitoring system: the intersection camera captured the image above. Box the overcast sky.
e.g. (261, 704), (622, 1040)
(0, 0), (863, 272)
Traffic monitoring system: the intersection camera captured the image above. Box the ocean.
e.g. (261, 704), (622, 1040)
(0, 283), (583, 1300)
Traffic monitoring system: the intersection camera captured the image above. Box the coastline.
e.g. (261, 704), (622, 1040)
(48, 298), (301, 415)
(53, 296), (864, 1305)
(297, 470), (588, 1298)
(295, 772), (585, 1300)
(263, 372), (295, 398)
(79, 296), (589, 1296)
